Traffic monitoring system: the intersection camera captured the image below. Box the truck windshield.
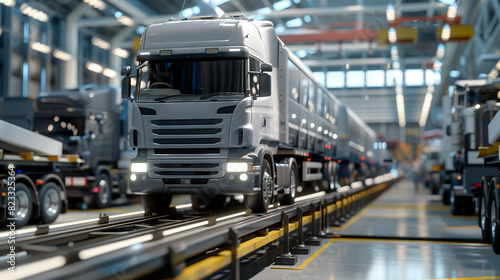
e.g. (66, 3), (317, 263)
(137, 58), (246, 101)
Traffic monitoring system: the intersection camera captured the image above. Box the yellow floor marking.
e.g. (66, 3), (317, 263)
(367, 205), (451, 211)
(335, 237), (490, 246)
(443, 225), (480, 230)
(439, 215), (476, 219)
(271, 238), (335, 270)
(429, 276), (500, 280)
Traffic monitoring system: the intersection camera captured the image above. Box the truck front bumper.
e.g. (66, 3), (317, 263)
(129, 171), (257, 196)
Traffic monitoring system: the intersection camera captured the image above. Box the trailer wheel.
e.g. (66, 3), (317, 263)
(450, 187), (467, 215)
(85, 173), (112, 209)
(39, 183), (62, 224)
(191, 194), (227, 211)
(491, 195), (500, 254)
(450, 187), (461, 215)
(480, 193), (491, 243)
(442, 189), (450, 205)
(11, 183), (33, 228)
(141, 194), (172, 216)
(247, 159), (274, 213)
(278, 161), (297, 205)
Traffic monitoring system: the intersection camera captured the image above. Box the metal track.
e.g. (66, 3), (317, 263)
(0, 177), (396, 280)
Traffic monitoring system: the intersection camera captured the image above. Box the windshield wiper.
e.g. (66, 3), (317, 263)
(199, 92), (242, 100)
(155, 94), (183, 101)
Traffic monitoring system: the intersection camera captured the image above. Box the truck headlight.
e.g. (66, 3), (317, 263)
(227, 162), (250, 173)
(131, 162), (147, 173)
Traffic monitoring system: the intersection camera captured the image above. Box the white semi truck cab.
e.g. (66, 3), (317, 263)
(122, 16), (377, 214)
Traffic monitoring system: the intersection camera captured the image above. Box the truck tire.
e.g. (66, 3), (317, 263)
(191, 194), (227, 211)
(11, 183), (33, 228)
(39, 183), (62, 224)
(491, 195), (500, 254)
(278, 161), (297, 205)
(479, 193), (491, 243)
(84, 173), (112, 209)
(247, 159), (274, 213)
(442, 189), (450, 205)
(450, 187), (463, 215)
(141, 194), (173, 216)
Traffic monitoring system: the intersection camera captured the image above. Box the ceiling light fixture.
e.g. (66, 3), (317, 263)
(386, 4), (396, 22)
(447, 3), (458, 21)
(441, 24), (451, 41)
(419, 92), (433, 127)
(388, 27), (397, 43)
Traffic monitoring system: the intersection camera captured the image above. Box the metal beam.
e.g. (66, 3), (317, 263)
(302, 57), (424, 67)
(105, 0), (156, 17)
(279, 28), (377, 43)
(228, 2), (448, 18)
(64, 3), (93, 88)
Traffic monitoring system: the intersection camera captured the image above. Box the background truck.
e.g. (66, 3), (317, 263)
(122, 15), (379, 214)
(0, 120), (75, 227)
(470, 80), (500, 254)
(443, 79), (498, 215)
(32, 85), (135, 208)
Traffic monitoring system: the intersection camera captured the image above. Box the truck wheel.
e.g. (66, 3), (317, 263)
(85, 173), (112, 209)
(442, 189), (450, 205)
(141, 194), (172, 216)
(11, 183), (33, 228)
(491, 195), (500, 254)
(278, 161), (297, 205)
(450, 187), (464, 215)
(464, 197), (475, 215)
(191, 194), (227, 211)
(39, 183), (62, 224)
(480, 193), (491, 243)
(247, 159), (274, 213)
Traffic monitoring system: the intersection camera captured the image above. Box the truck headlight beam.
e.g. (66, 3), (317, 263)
(227, 162), (250, 173)
(131, 162), (147, 173)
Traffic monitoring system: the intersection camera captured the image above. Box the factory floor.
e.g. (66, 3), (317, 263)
(251, 179), (500, 280)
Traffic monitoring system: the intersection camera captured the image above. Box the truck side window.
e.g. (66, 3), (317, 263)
(288, 61), (299, 102)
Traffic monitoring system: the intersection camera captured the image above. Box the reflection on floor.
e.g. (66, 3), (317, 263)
(252, 179), (500, 280)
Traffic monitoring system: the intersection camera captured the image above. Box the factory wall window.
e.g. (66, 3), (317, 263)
(404, 69), (424, 86)
(313, 71), (325, 86)
(28, 21), (43, 98)
(386, 69), (403, 87)
(288, 60), (299, 101)
(425, 69), (441, 86)
(316, 88), (324, 116)
(299, 72), (309, 106)
(308, 80), (316, 112)
(326, 71), (344, 88)
(9, 10), (24, 97)
(346, 70), (365, 88)
(366, 70), (384, 87)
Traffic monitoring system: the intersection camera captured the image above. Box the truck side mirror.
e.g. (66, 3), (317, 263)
(259, 73), (271, 97)
(121, 66), (132, 100)
(260, 63), (272, 73)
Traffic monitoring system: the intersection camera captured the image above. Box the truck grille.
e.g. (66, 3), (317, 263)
(151, 118), (224, 146)
(141, 103), (236, 181)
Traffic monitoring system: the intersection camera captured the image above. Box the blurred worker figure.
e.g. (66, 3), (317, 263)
(412, 164), (421, 192)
